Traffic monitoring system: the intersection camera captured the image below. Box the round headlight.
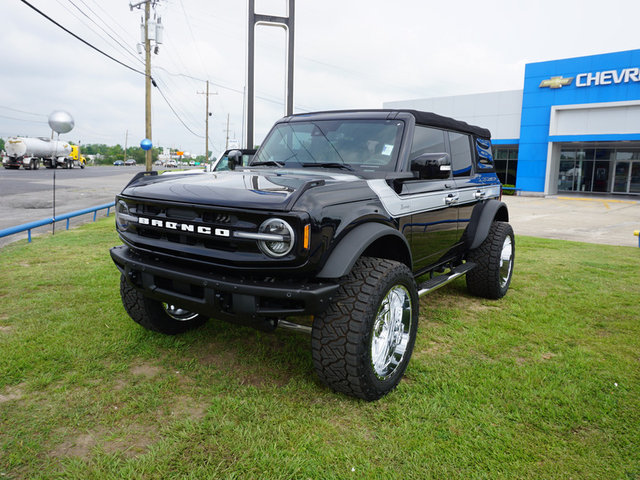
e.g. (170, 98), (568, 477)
(258, 218), (295, 257)
(116, 200), (130, 230)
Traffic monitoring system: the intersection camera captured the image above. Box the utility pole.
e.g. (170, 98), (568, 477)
(197, 80), (217, 161)
(130, 0), (163, 171)
(123, 129), (128, 162)
(225, 113), (230, 151)
(144, 1), (152, 171)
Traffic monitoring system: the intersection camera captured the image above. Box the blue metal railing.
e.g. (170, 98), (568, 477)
(0, 202), (115, 243)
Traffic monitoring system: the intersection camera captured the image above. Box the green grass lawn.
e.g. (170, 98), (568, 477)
(1, 219), (639, 479)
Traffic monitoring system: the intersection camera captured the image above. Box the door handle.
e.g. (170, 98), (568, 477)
(474, 190), (486, 199)
(445, 193), (459, 205)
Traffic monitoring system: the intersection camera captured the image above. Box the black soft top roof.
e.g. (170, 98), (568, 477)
(404, 110), (491, 139)
(284, 109), (491, 139)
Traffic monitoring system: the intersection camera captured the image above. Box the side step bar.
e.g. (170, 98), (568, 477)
(275, 262), (476, 334)
(417, 262), (476, 297)
(277, 319), (312, 334)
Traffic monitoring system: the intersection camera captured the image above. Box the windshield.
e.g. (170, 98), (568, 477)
(251, 119), (404, 172)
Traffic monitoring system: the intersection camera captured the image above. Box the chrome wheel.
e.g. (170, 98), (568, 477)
(370, 285), (413, 380)
(163, 304), (199, 321)
(499, 236), (513, 288)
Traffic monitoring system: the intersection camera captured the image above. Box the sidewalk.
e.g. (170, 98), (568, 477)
(502, 195), (640, 247)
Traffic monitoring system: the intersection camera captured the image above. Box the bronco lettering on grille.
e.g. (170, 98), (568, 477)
(138, 217), (230, 237)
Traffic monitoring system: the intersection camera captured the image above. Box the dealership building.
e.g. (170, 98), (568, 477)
(385, 49), (640, 196)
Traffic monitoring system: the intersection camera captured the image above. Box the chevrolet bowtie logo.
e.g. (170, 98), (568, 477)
(539, 76), (574, 89)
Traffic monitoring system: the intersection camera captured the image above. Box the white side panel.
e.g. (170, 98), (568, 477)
(384, 90), (523, 140)
(367, 180), (500, 218)
(550, 100), (640, 136)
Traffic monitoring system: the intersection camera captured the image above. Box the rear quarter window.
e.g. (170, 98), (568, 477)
(475, 137), (495, 171)
(449, 132), (473, 177)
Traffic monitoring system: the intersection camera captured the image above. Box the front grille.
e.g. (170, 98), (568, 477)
(119, 199), (303, 267)
(127, 201), (259, 255)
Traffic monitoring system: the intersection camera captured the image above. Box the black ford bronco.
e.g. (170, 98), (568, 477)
(111, 109), (514, 401)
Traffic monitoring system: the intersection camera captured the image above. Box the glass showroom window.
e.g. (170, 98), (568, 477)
(492, 147), (518, 186)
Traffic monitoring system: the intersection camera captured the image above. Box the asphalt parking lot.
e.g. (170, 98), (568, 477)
(0, 165), (147, 247)
(1, 166), (639, 248)
(504, 194), (640, 247)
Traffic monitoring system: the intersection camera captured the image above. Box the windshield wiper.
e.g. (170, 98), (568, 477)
(302, 162), (355, 171)
(250, 160), (284, 167)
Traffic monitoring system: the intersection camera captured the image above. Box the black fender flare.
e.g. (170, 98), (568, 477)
(466, 199), (509, 250)
(316, 223), (411, 279)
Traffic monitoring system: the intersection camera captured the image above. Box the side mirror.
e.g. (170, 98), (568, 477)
(227, 150), (242, 171)
(410, 152), (451, 180)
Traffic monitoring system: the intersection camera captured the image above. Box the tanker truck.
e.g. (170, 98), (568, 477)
(2, 136), (80, 170)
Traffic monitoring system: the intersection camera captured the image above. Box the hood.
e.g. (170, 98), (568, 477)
(121, 168), (364, 211)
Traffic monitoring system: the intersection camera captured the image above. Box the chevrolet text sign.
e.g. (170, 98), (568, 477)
(540, 67), (640, 89)
(575, 68), (640, 87)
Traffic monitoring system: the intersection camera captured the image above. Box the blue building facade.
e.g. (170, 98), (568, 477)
(516, 49), (640, 195)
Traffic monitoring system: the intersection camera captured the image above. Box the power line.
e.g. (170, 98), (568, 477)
(0, 113), (48, 124)
(152, 74), (202, 128)
(65, 0), (144, 67)
(80, 0), (140, 49)
(177, 0), (209, 79)
(19, 0), (146, 77)
(152, 66), (312, 112)
(85, 0), (139, 45)
(0, 106), (47, 117)
(154, 83), (204, 139)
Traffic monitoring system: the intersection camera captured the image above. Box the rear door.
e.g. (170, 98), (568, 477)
(448, 131), (476, 234)
(452, 134), (501, 234)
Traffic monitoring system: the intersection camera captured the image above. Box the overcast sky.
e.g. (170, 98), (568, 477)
(2, 0), (639, 157)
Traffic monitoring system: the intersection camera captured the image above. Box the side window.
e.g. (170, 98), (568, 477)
(449, 132), (473, 177)
(410, 126), (446, 158)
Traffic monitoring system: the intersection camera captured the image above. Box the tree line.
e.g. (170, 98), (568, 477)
(1, 138), (208, 165)
(80, 144), (158, 165)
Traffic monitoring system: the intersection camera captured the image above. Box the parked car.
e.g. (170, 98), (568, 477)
(124, 159), (137, 166)
(113, 160), (124, 166)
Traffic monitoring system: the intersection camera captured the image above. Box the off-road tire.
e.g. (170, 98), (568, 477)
(311, 257), (419, 401)
(119, 274), (207, 335)
(466, 221), (514, 299)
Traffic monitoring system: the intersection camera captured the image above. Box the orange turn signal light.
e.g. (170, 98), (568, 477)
(303, 224), (310, 250)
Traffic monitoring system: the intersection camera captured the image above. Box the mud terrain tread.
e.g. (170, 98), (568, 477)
(311, 257), (417, 400)
(465, 221), (514, 299)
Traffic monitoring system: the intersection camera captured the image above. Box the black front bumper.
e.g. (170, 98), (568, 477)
(110, 245), (339, 323)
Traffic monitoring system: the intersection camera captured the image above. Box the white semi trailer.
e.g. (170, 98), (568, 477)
(3, 136), (75, 170)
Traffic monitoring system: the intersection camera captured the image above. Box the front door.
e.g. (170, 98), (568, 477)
(613, 161), (640, 194)
(402, 125), (459, 271)
(403, 180), (460, 271)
